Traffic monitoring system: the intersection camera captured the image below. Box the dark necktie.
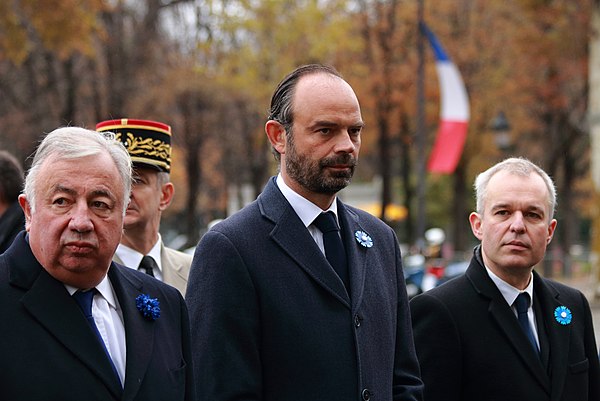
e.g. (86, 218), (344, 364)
(139, 255), (158, 277)
(72, 289), (121, 382)
(514, 292), (539, 355)
(313, 212), (349, 290)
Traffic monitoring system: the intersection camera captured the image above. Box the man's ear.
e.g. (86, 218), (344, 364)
(265, 120), (287, 156)
(159, 182), (174, 211)
(18, 194), (32, 232)
(469, 212), (483, 241)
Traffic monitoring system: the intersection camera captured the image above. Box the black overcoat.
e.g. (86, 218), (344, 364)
(410, 247), (600, 401)
(186, 177), (423, 401)
(0, 232), (195, 401)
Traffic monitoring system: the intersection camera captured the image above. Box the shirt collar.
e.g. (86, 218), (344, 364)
(64, 274), (119, 310)
(485, 265), (534, 306)
(115, 235), (162, 272)
(276, 174), (339, 227)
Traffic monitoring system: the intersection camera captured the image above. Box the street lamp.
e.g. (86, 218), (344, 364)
(490, 111), (512, 153)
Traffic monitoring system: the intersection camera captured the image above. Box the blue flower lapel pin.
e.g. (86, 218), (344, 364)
(355, 230), (373, 248)
(554, 305), (572, 325)
(136, 294), (161, 321)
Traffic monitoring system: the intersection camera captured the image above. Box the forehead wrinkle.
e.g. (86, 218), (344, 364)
(489, 200), (547, 215)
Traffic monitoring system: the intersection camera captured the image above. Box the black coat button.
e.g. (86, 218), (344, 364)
(354, 314), (362, 327)
(361, 388), (372, 400)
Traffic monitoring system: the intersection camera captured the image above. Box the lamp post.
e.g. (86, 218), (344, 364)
(490, 111), (512, 153)
(415, 0), (426, 249)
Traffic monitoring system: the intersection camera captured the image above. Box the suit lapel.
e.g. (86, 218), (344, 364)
(108, 265), (156, 400)
(466, 257), (551, 392)
(337, 202), (368, 310)
(533, 274), (571, 401)
(10, 237), (122, 398)
(260, 178), (350, 307)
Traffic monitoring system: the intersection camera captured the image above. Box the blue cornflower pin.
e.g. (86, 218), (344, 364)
(554, 305), (572, 325)
(136, 294), (160, 321)
(355, 230), (374, 248)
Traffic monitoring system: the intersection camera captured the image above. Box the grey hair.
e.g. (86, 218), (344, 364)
(24, 127), (133, 215)
(156, 171), (170, 188)
(473, 157), (556, 221)
(132, 168), (170, 189)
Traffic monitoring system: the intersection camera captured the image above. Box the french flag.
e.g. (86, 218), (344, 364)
(421, 23), (470, 174)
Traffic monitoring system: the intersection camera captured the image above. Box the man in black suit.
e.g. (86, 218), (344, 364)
(0, 127), (194, 401)
(0, 150), (25, 253)
(410, 157), (600, 401)
(186, 64), (423, 401)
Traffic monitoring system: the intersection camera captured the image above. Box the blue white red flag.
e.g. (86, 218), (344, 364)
(420, 22), (470, 174)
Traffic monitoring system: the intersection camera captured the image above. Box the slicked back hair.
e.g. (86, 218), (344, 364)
(267, 64), (343, 161)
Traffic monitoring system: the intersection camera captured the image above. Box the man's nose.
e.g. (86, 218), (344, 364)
(510, 212), (526, 233)
(68, 203), (94, 232)
(335, 131), (358, 153)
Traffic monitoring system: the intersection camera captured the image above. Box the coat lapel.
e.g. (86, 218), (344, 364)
(337, 201), (368, 310)
(108, 265), (156, 401)
(259, 178), (350, 307)
(466, 255), (551, 392)
(533, 274), (571, 401)
(160, 244), (189, 293)
(9, 235), (122, 398)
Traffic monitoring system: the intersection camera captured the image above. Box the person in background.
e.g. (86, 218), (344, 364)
(0, 127), (194, 401)
(97, 119), (192, 296)
(186, 64), (423, 401)
(0, 150), (25, 253)
(410, 157), (599, 401)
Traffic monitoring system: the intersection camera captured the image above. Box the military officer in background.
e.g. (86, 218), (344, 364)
(97, 118), (192, 296)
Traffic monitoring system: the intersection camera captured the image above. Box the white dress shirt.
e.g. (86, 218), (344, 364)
(485, 266), (540, 350)
(115, 236), (163, 281)
(276, 174), (341, 255)
(65, 276), (127, 385)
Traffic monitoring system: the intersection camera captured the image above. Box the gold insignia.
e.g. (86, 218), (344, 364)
(116, 132), (171, 164)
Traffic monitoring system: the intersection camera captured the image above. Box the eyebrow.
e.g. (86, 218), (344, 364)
(93, 189), (115, 197)
(51, 185), (115, 200)
(50, 184), (76, 197)
(490, 202), (546, 215)
(310, 120), (365, 129)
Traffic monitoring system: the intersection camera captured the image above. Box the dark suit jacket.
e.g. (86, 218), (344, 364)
(186, 177), (423, 401)
(410, 246), (600, 401)
(0, 232), (195, 401)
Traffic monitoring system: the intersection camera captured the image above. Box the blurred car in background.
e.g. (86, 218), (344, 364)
(403, 228), (470, 298)
(437, 260), (470, 286)
(404, 256), (470, 298)
(421, 259), (470, 292)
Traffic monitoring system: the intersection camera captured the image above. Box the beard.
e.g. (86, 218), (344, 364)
(284, 133), (357, 194)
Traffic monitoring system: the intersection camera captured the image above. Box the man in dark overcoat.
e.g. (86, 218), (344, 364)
(186, 64), (423, 401)
(0, 127), (194, 401)
(411, 157), (599, 401)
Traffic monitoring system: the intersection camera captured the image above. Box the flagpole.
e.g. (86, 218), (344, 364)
(415, 0), (427, 249)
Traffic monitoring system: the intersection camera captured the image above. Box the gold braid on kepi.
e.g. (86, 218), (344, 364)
(96, 118), (172, 173)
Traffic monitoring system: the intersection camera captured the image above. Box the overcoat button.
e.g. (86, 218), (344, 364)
(361, 388), (372, 400)
(354, 314), (362, 327)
